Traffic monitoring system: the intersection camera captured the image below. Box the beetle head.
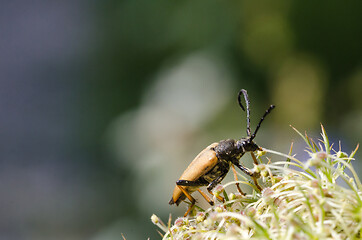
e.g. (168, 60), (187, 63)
(236, 138), (262, 152)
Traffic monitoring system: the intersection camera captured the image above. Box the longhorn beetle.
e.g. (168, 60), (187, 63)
(169, 89), (275, 217)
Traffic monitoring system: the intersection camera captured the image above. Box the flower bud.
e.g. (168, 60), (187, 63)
(215, 206), (223, 213)
(337, 151), (348, 159)
(174, 217), (186, 227)
(246, 207), (256, 217)
(196, 212), (205, 223)
(151, 214), (159, 224)
(262, 187), (275, 204)
(257, 150), (266, 157)
(213, 185), (224, 197)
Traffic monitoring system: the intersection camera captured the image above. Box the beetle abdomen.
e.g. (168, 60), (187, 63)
(202, 159), (231, 184)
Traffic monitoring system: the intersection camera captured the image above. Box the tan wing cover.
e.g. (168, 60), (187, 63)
(170, 142), (219, 205)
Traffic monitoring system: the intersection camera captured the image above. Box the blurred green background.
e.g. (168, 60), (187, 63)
(1, 0), (361, 239)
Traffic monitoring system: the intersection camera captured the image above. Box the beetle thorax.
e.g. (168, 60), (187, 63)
(214, 139), (242, 161)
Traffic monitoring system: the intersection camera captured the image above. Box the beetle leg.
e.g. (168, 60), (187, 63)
(176, 179), (213, 216)
(250, 152), (262, 191)
(234, 161), (262, 192)
(206, 176), (227, 202)
(250, 151), (260, 165)
(234, 163), (253, 176)
(231, 165), (245, 195)
(176, 180), (200, 203)
(176, 179), (214, 206)
(176, 185), (196, 217)
(207, 189), (224, 202)
(206, 176), (223, 191)
(176, 185), (196, 204)
(183, 203), (194, 217)
(252, 176), (262, 191)
(176, 180), (204, 186)
(197, 189), (214, 206)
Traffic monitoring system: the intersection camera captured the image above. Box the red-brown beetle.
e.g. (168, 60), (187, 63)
(169, 89), (275, 216)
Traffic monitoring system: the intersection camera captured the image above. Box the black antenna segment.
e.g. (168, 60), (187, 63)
(251, 105), (275, 140)
(237, 90), (245, 111)
(238, 89), (251, 137)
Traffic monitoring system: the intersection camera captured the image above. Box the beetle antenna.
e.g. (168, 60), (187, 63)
(250, 105), (275, 140)
(238, 89), (251, 137)
(237, 90), (245, 111)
